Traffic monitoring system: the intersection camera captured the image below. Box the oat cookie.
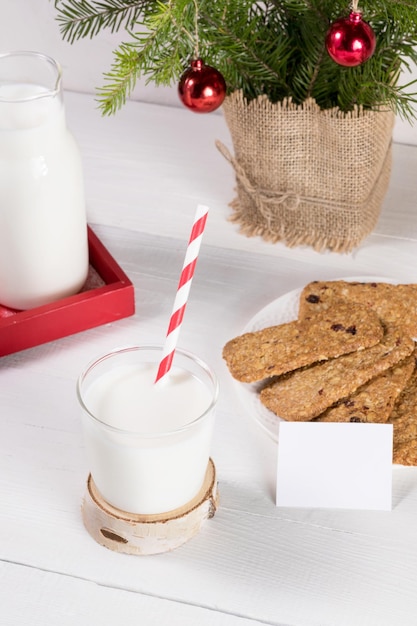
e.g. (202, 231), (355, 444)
(388, 355), (417, 447)
(298, 280), (417, 338)
(222, 300), (383, 383)
(393, 439), (417, 466)
(260, 323), (414, 421)
(315, 354), (415, 423)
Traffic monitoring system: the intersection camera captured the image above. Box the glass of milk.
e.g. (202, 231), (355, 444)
(0, 51), (88, 310)
(77, 346), (219, 515)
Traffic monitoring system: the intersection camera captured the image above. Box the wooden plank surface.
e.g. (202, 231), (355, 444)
(0, 562), (268, 626)
(2, 91), (417, 626)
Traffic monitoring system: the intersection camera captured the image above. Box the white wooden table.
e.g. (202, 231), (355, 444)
(2, 91), (417, 626)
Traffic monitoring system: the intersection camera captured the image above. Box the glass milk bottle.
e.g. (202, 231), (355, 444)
(0, 51), (89, 310)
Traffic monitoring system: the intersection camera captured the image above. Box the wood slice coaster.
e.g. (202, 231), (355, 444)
(82, 458), (218, 555)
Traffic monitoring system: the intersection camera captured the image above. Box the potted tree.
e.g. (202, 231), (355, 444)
(54, 0), (417, 252)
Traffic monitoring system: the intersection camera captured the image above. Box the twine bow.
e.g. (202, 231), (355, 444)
(216, 141), (302, 226)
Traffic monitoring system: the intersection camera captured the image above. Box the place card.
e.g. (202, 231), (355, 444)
(276, 422), (393, 510)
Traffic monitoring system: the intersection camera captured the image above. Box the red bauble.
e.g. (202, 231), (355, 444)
(178, 59), (226, 113)
(325, 11), (376, 67)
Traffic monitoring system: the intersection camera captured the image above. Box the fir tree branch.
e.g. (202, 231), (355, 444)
(199, 8), (292, 93)
(306, 45), (326, 99)
(55, 0), (150, 43)
(96, 42), (141, 115)
(53, 0), (417, 119)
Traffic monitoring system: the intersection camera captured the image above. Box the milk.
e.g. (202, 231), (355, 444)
(79, 349), (218, 515)
(85, 362), (213, 433)
(0, 76), (88, 310)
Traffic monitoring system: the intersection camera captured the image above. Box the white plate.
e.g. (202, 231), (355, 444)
(234, 276), (397, 442)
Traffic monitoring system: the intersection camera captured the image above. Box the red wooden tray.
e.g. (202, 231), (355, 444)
(0, 226), (135, 356)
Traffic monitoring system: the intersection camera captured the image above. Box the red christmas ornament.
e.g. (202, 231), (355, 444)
(325, 11), (376, 67)
(178, 59), (226, 113)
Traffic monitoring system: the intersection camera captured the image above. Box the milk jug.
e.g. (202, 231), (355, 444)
(0, 51), (89, 310)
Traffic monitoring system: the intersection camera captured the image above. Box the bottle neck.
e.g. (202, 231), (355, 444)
(0, 98), (68, 158)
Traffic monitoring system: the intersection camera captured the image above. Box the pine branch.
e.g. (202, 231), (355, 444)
(55, 0), (150, 43)
(53, 0), (417, 120)
(96, 42), (141, 115)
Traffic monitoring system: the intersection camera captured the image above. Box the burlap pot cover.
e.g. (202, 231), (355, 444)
(218, 90), (395, 253)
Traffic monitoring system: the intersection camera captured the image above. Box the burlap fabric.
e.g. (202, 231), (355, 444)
(218, 90), (395, 253)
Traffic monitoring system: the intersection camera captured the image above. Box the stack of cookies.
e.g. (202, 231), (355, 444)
(223, 280), (417, 466)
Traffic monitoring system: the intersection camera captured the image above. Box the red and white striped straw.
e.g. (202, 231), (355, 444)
(154, 204), (209, 383)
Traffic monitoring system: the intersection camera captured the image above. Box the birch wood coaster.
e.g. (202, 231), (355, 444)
(82, 458), (218, 555)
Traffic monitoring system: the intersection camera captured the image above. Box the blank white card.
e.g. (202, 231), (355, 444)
(276, 422), (393, 510)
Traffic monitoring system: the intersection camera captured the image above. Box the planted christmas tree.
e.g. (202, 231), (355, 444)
(54, 0), (417, 251)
